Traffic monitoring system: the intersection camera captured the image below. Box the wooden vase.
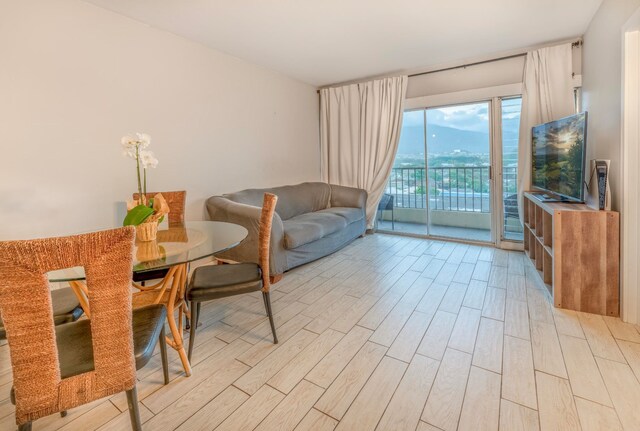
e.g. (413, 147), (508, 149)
(136, 240), (165, 262)
(136, 220), (158, 242)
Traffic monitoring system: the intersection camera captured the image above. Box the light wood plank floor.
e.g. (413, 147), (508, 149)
(1, 233), (639, 430)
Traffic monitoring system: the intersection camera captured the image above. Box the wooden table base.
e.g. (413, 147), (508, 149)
(68, 263), (193, 377)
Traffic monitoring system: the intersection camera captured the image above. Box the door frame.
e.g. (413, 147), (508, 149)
(493, 95), (526, 250)
(403, 83), (524, 249)
(621, 7), (640, 323)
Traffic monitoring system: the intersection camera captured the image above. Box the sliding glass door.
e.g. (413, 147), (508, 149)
(426, 102), (492, 242)
(500, 97), (524, 242)
(379, 96), (523, 247)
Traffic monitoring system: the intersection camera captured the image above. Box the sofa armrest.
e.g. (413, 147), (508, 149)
(330, 184), (368, 209)
(206, 196), (287, 275)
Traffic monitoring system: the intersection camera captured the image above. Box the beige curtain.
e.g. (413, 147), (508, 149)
(320, 76), (408, 228)
(517, 44), (576, 222)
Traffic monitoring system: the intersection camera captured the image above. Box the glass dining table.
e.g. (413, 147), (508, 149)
(48, 221), (248, 377)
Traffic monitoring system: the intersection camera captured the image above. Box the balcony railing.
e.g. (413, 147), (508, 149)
(385, 166), (518, 214)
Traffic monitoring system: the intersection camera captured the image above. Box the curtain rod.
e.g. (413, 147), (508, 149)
(409, 40), (582, 78)
(407, 52), (525, 78)
(317, 40), (582, 93)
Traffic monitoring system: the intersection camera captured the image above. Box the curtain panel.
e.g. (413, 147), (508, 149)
(320, 76), (408, 228)
(517, 44), (576, 222)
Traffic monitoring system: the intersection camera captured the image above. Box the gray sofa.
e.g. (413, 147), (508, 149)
(207, 182), (367, 276)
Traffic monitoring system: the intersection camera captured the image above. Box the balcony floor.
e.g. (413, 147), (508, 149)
(376, 220), (492, 242)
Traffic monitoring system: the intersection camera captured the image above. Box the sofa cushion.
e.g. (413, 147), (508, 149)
(283, 212), (348, 249)
(317, 207), (364, 225)
(224, 182), (331, 220)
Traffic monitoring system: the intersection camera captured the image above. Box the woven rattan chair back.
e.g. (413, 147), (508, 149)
(258, 193), (277, 292)
(132, 191), (186, 224)
(0, 227), (137, 426)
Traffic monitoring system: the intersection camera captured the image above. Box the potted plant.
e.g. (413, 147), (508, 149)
(121, 133), (169, 241)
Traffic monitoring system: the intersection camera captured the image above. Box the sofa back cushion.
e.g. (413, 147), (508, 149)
(224, 182), (331, 220)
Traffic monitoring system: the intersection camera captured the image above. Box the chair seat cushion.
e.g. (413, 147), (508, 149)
(283, 212), (348, 249)
(188, 263), (263, 301)
(55, 304), (167, 378)
(316, 207), (364, 225)
(133, 267), (170, 283)
(0, 287), (83, 340)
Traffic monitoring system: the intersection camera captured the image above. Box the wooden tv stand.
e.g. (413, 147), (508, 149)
(523, 192), (620, 316)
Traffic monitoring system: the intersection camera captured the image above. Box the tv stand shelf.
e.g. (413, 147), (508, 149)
(523, 192), (620, 316)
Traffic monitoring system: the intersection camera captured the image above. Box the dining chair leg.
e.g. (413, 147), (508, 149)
(178, 304), (184, 335)
(262, 292), (278, 344)
(159, 326), (169, 385)
(18, 422), (32, 431)
(126, 386), (142, 431)
(188, 301), (200, 362)
(262, 292), (269, 315)
(184, 299), (191, 330)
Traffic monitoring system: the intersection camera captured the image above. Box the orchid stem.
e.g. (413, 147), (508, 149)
(143, 168), (147, 203)
(135, 145), (143, 205)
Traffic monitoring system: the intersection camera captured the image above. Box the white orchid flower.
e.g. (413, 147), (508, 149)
(121, 133), (152, 158)
(121, 132), (157, 209)
(140, 150), (159, 169)
(136, 132), (151, 149)
(121, 135), (136, 146)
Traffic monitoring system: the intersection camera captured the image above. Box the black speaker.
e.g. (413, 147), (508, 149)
(596, 160), (608, 211)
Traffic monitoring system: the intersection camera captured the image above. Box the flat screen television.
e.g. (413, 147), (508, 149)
(532, 112), (587, 202)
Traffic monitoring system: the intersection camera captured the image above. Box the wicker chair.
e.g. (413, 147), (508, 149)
(0, 287), (83, 340)
(132, 191), (186, 284)
(187, 193), (279, 360)
(0, 227), (169, 431)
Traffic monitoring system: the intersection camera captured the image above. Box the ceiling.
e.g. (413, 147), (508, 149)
(84, 0), (603, 86)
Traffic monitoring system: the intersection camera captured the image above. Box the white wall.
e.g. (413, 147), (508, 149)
(407, 56), (526, 98)
(582, 0), (640, 211)
(0, 0), (320, 240)
(406, 42), (581, 99)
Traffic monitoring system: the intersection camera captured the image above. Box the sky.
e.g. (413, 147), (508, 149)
(403, 98), (521, 136)
(400, 98), (522, 156)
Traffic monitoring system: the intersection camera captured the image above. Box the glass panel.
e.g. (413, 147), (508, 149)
(426, 102), (492, 242)
(379, 110), (427, 234)
(48, 221), (248, 282)
(501, 97), (524, 241)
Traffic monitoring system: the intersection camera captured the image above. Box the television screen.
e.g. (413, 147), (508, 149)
(532, 112), (587, 202)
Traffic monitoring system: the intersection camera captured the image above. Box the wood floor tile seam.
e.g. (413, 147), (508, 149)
(231, 382), (260, 397)
(107, 399), (124, 415)
(167, 388), (246, 431)
(593, 353), (640, 427)
(450, 354), (475, 430)
(586, 339), (631, 365)
(359, 357), (414, 431)
(316, 345), (396, 423)
(572, 393), (626, 411)
(478, 315), (506, 324)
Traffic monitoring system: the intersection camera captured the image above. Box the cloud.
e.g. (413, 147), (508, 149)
(427, 102), (490, 133)
(401, 99), (522, 141)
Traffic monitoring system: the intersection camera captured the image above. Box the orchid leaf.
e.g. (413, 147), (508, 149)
(123, 204), (154, 226)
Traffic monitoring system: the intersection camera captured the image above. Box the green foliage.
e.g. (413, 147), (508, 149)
(123, 204), (154, 226)
(533, 138), (584, 198)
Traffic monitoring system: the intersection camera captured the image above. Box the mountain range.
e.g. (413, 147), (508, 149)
(398, 124), (519, 155)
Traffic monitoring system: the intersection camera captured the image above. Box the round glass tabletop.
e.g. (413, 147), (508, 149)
(48, 221), (248, 282)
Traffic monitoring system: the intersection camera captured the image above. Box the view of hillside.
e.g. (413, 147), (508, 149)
(386, 99), (522, 213)
(394, 99), (521, 169)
